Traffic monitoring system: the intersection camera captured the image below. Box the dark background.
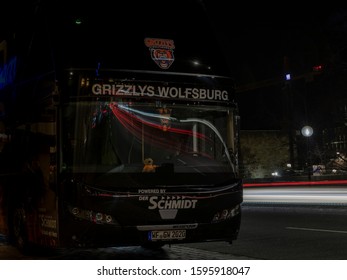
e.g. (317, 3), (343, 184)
(201, 3), (347, 130)
(2, 1), (347, 131)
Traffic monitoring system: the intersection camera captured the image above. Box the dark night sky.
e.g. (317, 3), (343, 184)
(2, 1), (347, 131)
(3, 2), (346, 80)
(202, 4), (347, 81)
(200, 3), (347, 130)
(2, 2), (347, 81)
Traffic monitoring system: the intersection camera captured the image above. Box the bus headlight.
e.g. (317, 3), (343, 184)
(212, 205), (240, 223)
(68, 206), (118, 225)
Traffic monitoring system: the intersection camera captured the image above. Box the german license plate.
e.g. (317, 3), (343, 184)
(149, 230), (186, 241)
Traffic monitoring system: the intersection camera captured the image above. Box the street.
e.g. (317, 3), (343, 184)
(185, 203), (347, 259)
(0, 239), (250, 260)
(1, 199), (346, 259)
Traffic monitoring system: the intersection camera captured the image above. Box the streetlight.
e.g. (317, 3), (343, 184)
(301, 125), (313, 138)
(301, 125), (313, 180)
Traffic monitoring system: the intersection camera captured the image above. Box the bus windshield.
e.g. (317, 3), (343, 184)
(63, 100), (236, 182)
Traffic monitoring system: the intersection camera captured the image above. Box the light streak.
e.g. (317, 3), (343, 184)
(243, 180), (347, 187)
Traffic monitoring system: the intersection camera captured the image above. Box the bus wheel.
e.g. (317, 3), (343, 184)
(11, 207), (29, 253)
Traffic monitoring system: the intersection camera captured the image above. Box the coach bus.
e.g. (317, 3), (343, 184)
(0, 0), (243, 252)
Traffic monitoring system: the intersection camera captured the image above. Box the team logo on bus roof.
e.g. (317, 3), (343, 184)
(145, 38), (175, 70)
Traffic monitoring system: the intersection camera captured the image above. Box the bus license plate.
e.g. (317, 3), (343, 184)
(149, 230), (186, 241)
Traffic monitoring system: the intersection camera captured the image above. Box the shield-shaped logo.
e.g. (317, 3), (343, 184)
(145, 38), (175, 70)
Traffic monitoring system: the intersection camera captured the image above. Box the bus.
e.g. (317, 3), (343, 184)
(0, 0), (243, 252)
